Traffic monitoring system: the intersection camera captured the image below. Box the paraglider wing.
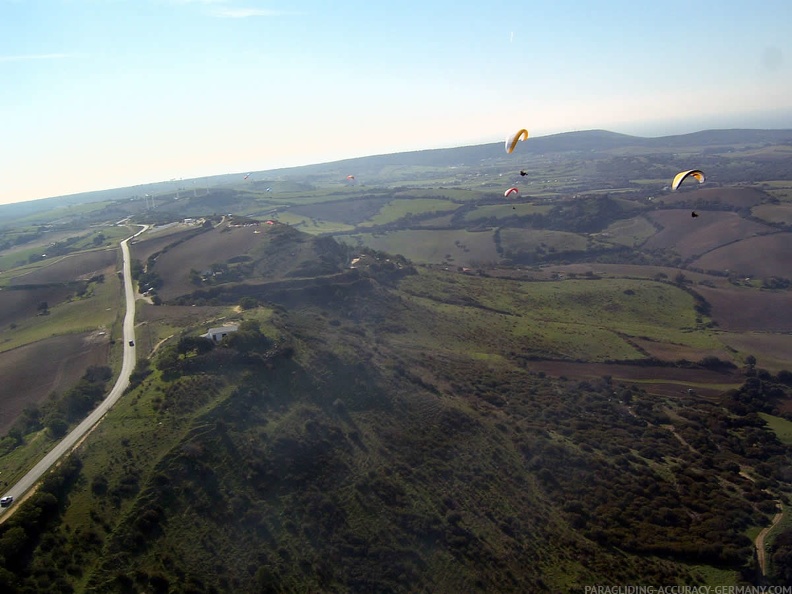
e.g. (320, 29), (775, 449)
(244, 173), (251, 179)
(504, 187), (519, 198)
(346, 175), (355, 180)
(505, 129), (529, 154)
(671, 169), (705, 191)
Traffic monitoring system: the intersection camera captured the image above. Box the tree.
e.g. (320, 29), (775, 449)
(239, 296), (258, 310)
(777, 369), (792, 385)
(45, 415), (68, 438)
(156, 346), (180, 374)
(225, 321), (271, 354)
(129, 360), (152, 388)
(177, 336), (215, 356)
(239, 319), (261, 333)
(771, 527), (792, 585)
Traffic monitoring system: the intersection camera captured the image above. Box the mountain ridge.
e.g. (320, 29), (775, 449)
(2, 127), (791, 221)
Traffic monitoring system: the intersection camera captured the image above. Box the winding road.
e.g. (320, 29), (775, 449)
(0, 225), (148, 520)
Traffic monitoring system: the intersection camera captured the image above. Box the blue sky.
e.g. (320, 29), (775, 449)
(1, 0), (791, 205)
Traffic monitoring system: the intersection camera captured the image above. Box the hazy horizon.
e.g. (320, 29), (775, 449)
(3, 120), (792, 209)
(3, 0), (791, 206)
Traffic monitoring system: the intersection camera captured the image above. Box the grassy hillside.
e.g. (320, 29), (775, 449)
(0, 234), (790, 592)
(1, 129), (792, 591)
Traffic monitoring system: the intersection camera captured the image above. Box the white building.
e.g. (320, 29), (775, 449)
(202, 325), (239, 343)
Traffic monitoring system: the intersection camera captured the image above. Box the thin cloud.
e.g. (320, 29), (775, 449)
(165, 0), (294, 18)
(0, 53), (75, 63)
(209, 7), (294, 18)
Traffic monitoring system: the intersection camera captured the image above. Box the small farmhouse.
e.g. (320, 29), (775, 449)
(202, 325), (239, 343)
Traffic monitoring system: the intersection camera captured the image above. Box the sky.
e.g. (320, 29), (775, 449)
(2, 0), (792, 205)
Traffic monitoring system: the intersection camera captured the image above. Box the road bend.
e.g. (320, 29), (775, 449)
(0, 225), (148, 519)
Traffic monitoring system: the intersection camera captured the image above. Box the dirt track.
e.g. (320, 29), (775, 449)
(756, 507), (784, 578)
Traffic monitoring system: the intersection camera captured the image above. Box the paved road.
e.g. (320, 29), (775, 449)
(0, 225), (148, 516)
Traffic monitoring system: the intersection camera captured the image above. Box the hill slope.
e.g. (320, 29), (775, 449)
(1, 231), (790, 592)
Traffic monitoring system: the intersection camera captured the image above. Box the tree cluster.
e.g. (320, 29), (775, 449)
(0, 456), (83, 593)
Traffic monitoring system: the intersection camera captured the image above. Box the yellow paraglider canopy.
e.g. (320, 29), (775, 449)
(671, 169), (705, 191)
(505, 129), (529, 154)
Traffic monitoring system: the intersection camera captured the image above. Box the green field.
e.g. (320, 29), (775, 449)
(752, 203), (792, 225)
(0, 270), (122, 353)
(393, 271), (721, 362)
(499, 228), (589, 255)
(391, 188), (487, 202)
(360, 198), (457, 227)
(602, 215), (657, 246)
(337, 229), (499, 265)
(759, 181), (792, 202)
(463, 202), (553, 222)
(759, 413), (792, 445)
(414, 213), (457, 227)
(0, 431), (63, 492)
(273, 212), (355, 234)
(0, 226), (130, 273)
(0, 244), (54, 272)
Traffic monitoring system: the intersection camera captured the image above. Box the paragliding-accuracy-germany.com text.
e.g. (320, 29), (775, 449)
(584, 586), (792, 594)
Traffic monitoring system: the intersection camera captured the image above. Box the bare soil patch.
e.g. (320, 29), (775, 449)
(0, 285), (76, 329)
(152, 226), (264, 299)
(691, 232), (792, 278)
(289, 196), (393, 225)
(654, 187), (768, 208)
(129, 227), (199, 264)
(628, 336), (733, 363)
(527, 360), (740, 399)
(717, 332), (792, 374)
(643, 210), (774, 259)
(695, 285), (792, 332)
(136, 302), (228, 326)
(7, 249), (117, 285)
(0, 332), (110, 435)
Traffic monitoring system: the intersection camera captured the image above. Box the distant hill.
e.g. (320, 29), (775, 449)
(645, 128), (792, 148)
(3, 128), (791, 223)
(253, 128), (792, 178)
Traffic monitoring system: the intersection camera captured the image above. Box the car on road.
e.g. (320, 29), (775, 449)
(0, 496), (14, 507)
(129, 340), (134, 347)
